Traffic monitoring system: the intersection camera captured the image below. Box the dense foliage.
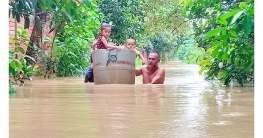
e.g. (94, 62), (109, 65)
(9, 0), (101, 78)
(53, 1), (100, 76)
(177, 0), (254, 86)
(97, 0), (146, 46)
(9, 26), (38, 93)
(145, 33), (178, 63)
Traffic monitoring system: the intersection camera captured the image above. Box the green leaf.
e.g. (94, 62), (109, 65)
(82, 0), (92, 7)
(214, 35), (235, 40)
(247, 4), (254, 15)
(217, 18), (228, 26)
(211, 45), (221, 58)
(70, 9), (77, 17)
(203, 27), (225, 39)
(199, 58), (210, 66)
(48, 0), (54, 6)
(21, 30), (28, 36)
(220, 9), (241, 20)
(182, 7), (187, 16)
(39, 0), (47, 12)
(9, 37), (19, 42)
(14, 59), (23, 70)
(231, 10), (245, 24)
(23, 55), (36, 63)
(27, 65), (33, 70)
(222, 53), (229, 61)
(14, 47), (25, 54)
(243, 15), (253, 36)
(187, 0), (193, 7)
(18, 25), (24, 31)
(9, 56), (13, 64)
(239, 2), (248, 9)
(177, 0), (185, 6)
(230, 30), (237, 37)
(9, 65), (16, 78)
(212, 41), (222, 48)
(33, 65), (39, 71)
(10, 60), (17, 68)
(27, 0), (37, 9)
(199, 66), (207, 74)
(62, 11), (73, 25)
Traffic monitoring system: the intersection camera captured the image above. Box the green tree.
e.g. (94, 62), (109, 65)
(9, 0), (101, 77)
(97, 0), (146, 46)
(146, 33), (178, 62)
(178, 0), (254, 86)
(143, 0), (190, 37)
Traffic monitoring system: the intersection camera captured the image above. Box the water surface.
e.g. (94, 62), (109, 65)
(10, 61), (254, 138)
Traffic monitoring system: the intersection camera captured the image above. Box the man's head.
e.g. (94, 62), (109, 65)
(148, 52), (161, 66)
(125, 38), (136, 49)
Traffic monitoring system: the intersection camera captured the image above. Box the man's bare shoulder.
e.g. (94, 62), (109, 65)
(157, 67), (165, 74)
(136, 65), (147, 70)
(136, 65), (147, 76)
(140, 65), (149, 71)
(141, 65), (148, 68)
(158, 67), (165, 71)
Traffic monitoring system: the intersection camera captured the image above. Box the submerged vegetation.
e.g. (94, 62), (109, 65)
(9, 0), (254, 93)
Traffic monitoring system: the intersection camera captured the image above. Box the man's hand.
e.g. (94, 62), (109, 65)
(135, 67), (143, 76)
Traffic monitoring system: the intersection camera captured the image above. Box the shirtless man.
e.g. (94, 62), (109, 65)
(135, 52), (165, 84)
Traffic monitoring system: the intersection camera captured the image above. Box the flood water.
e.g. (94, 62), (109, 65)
(9, 61), (254, 138)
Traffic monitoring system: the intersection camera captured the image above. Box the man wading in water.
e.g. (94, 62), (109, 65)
(135, 52), (165, 84)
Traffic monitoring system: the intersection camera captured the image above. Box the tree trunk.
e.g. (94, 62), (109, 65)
(26, 3), (53, 66)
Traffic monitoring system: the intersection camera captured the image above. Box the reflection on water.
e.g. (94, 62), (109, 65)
(10, 61), (254, 138)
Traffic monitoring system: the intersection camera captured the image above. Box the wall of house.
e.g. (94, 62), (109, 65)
(9, 17), (34, 51)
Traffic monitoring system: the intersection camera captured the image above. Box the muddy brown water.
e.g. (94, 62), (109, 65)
(9, 61), (254, 138)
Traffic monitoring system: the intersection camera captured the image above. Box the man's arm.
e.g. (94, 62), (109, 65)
(135, 67), (143, 76)
(151, 68), (165, 84)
